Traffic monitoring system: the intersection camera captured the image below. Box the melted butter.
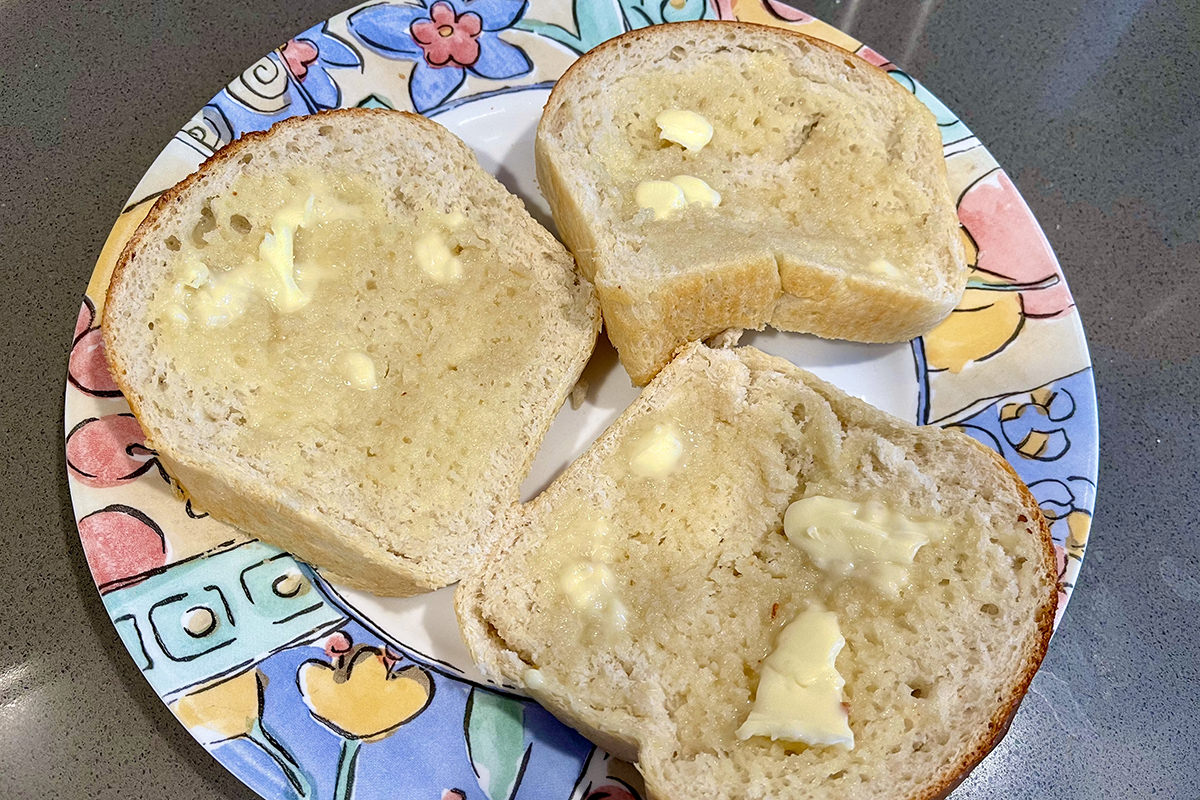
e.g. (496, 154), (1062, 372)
(163, 184), (365, 327)
(559, 560), (628, 631)
(670, 175), (721, 208)
(737, 608), (854, 748)
(258, 194), (317, 312)
(635, 180), (686, 220)
(147, 168), (542, 502)
(783, 496), (944, 594)
(656, 109), (713, 151)
(635, 175), (721, 220)
(334, 350), (378, 391)
(629, 423), (684, 478)
(414, 230), (462, 282)
(522, 668), (546, 690)
(866, 258), (901, 278)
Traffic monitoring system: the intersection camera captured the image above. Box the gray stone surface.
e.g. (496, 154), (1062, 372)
(1, 0), (1195, 797)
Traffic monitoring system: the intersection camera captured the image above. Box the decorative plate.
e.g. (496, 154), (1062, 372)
(65, 2), (1098, 798)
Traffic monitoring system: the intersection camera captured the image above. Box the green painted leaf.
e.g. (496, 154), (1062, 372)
(464, 689), (529, 800)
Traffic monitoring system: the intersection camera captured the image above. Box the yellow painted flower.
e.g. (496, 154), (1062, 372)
(171, 668), (262, 746)
(299, 645), (432, 742)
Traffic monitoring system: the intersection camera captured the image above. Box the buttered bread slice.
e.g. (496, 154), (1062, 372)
(456, 343), (1056, 799)
(104, 110), (600, 595)
(537, 22), (968, 384)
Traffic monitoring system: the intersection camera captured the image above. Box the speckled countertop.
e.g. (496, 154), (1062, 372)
(2, 1), (1197, 798)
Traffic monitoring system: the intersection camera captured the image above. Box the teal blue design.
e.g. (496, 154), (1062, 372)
(465, 688), (529, 800)
(515, 0), (712, 54)
(247, 717), (315, 799)
(356, 94), (395, 109)
(101, 539), (346, 701)
(889, 70), (973, 145)
(333, 737), (362, 800)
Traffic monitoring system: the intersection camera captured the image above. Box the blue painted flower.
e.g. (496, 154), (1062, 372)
(348, 0), (533, 113)
(280, 21), (364, 111)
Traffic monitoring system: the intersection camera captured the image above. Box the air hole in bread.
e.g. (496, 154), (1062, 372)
(165, 235), (181, 252)
(239, 153), (253, 165)
(318, 125), (333, 136)
(190, 203), (217, 248)
(980, 603), (1000, 616)
(229, 214), (252, 234)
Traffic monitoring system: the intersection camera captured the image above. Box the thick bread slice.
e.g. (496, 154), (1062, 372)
(104, 110), (600, 596)
(456, 343), (1055, 799)
(537, 22), (968, 384)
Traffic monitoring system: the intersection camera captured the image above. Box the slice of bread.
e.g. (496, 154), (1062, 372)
(536, 21), (968, 384)
(456, 342), (1056, 799)
(104, 110), (600, 596)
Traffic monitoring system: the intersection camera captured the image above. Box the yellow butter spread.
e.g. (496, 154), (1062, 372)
(414, 229), (462, 282)
(629, 423), (685, 478)
(737, 608), (854, 748)
(866, 257), (901, 278)
(635, 175), (721, 220)
(522, 668), (546, 690)
(146, 168), (542, 510)
(334, 350), (378, 391)
(635, 180), (686, 220)
(669, 175), (721, 208)
(559, 560), (628, 631)
(656, 109), (713, 151)
(783, 496), (943, 594)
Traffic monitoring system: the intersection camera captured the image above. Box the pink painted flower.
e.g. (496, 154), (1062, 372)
(66, 414), (156, 487)
(957, 170), (1074, 319)
(78, 506), (167, 591)
(68, 300), (121, 396)
(324, 631), (354, 659)
(280, 37), (319, 80)
(410, 1), (482, 68)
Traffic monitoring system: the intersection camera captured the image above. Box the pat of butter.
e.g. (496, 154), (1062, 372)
(737, 609), (854, 748)
(636, 175), (721, 219)
(334, 350), (378, 391)
(630, 424), (684, 478)
(522, 668), (546, 691)
(560, 560), (627, 630)
(635, 180), (687, 220)
(866, 258), (901, 278)
(189, 277), (253, 328)
(670, 175), (721, 208)
(180, 260), (211, 289)
(259, 195), (318, 313)
(783, 496), (943, 595)
(414, 230), (462, 282)
(656, 109), (713, 151)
